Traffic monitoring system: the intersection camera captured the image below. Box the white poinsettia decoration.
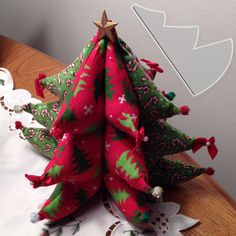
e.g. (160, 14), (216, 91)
(39, 195), (199, 236)
(148, 201), (199, 236)
(109, 198), (199, 236)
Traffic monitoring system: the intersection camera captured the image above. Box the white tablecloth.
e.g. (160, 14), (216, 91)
(0, 70), (198, 236)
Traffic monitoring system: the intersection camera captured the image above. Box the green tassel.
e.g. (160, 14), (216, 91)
(142, 212), (150, 222)
(165, 91), (176, 101)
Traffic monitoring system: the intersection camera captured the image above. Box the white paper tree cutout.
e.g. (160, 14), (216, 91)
(132, 4), (233, 96)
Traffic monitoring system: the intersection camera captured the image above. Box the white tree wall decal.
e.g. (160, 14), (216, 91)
(132, 4), (233, 96)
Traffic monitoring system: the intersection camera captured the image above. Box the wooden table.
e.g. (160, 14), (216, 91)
(1, 35), (235, 235)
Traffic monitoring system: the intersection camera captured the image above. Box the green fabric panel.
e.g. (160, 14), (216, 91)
(118, 38), (180, 120)
(49, 183), (63, 201)
(22, 127), (58, 158)
(41, 56), (80, 100)
(23, 101), (60, 129)
(42, 190), (62, 218)
(41, 40), (95, 100)
(75, 188), (89, 207)
(149, 158), (206, 186)
(143, 121), (195, 158)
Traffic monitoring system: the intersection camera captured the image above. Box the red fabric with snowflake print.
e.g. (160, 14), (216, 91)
(105, 40), (144, 141)
(51, 35), (106, 139)
(25, 131), (103, 188)
(104, 171), (150, 225)
(105, 123), (152, 194)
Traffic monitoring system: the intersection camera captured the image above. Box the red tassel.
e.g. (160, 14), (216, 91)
(129, 126), (148, 157)
(141, 58), (164, 73)
(180, 105), (190, 115)
(205, 167), (215, 175)
(25, 174), (46, 189)
(135, 126), (146, 145)
(192, 137), (218, 159)
(15, 121), (23, 130)
(35, 73), (46, 98)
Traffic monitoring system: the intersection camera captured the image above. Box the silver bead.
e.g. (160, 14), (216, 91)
(14, 105), (23, 113)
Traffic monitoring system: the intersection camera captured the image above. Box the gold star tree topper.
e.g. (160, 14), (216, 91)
(93, 10), (118, 42)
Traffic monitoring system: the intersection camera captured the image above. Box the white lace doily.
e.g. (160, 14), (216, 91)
(0, 68), (199, 236)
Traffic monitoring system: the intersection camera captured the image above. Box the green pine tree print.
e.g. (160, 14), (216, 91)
(84, 64), (91, 70)
(72, 146), (91, 174)
(93, 166), (102, 179)
(105, 68), (115, 100)
(43, 191), (62, 218)
(60, 106), (77, 124)
(114, 46), (124, 70)
(49, 183), (63, 201)
(85, 122), (101, 133)
(56, 145), (65, 157)
(123, 80), (137, 105)
(46, 164), (63, 179)
(116, 150), (139, 179)
(74, 79), (86, 97)
(75, 188), (89, 206)
(94, 72), (104, 102)
(99, 39), (106, 54)
(118, 112), (136, 132)
(111, 126), (128, 140)
(131, 211), (150, 224)
(111, 188), (130, 204)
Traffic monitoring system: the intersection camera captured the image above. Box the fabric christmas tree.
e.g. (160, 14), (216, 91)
(13, 11), (218, 225)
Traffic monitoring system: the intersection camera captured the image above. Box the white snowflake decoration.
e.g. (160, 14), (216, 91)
(118, 94), (126, 104)
(105, 142), (111, 151)
(131, 113), (138, 122)
(83, 104), (93, 115)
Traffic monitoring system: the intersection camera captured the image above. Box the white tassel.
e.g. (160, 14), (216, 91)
(30, 212), (40, 223)
(151, 186), (163, 199)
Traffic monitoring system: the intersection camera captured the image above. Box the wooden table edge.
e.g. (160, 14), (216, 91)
(181, 152), (236, 210)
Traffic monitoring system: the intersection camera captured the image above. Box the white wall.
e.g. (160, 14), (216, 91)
(1, 0), (236, 200)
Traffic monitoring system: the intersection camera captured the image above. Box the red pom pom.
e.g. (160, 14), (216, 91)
(35, 73), (46, 98)
(15, 121), (23, 130)
(38, 73), (46, 80)
(162, 90), (166, 96)
(205, 167), (215, 175)
(141, 58), (164, 73)
(180, 105), (190, 115)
